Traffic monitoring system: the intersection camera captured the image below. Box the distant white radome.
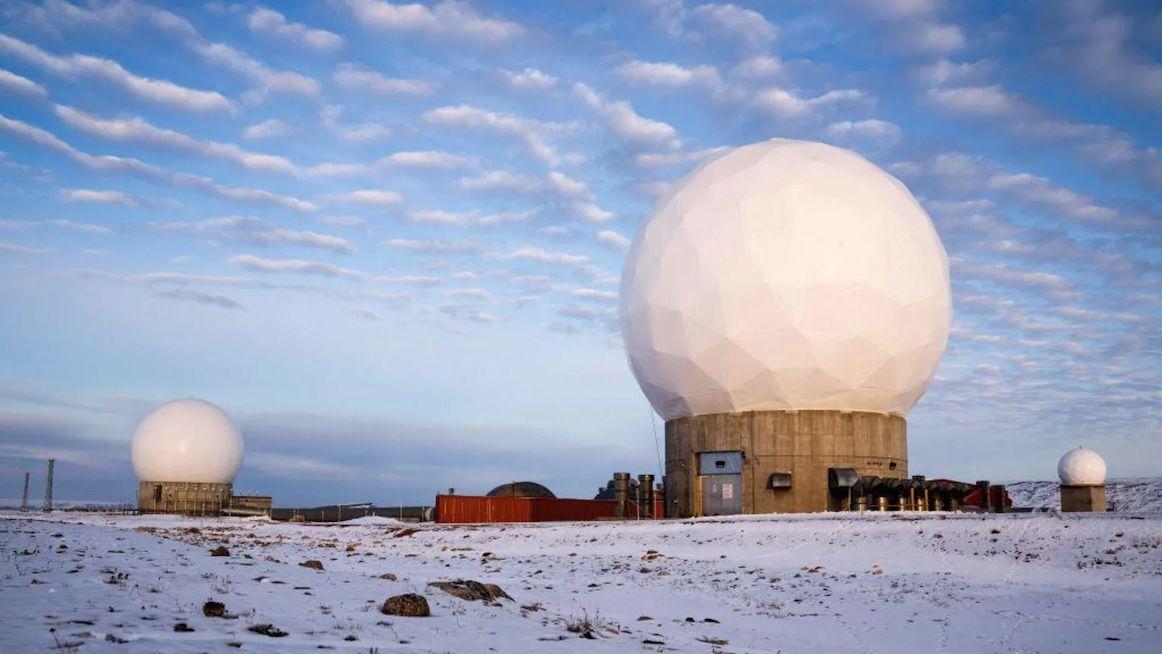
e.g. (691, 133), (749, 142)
(1057, 447), (1107, 486)
(131, 399), (243, 484)
(620, 139), (951, 420)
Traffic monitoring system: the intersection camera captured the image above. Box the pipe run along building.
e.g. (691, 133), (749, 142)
(620, 139), (952, 517)
(132, 398), (269, 516)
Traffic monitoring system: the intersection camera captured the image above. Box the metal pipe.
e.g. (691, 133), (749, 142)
(638, 474), (655, 519)
(976, 480), (991, 512)
(614, 472), (631, 519)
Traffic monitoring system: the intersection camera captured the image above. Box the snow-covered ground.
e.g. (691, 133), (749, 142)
(2, 510), (1160, 653)
(1007, 477), (1162, 513)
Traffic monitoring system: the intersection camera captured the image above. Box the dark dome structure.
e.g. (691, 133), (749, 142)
(486, 481), (556, 499)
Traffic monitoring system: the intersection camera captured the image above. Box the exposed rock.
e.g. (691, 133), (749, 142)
(380, 593), (430, 617)
(378, 573), (398, 581)
(299, 559), (324, 571)
(247, 624), (288, 637)
(173, 622), (194, 633)
(428, 579), (512, 603)
(210, 546), (230, 557)
(202, 600), (226, 618)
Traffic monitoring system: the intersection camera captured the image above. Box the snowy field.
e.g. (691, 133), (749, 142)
(2, 510), (1160, 653)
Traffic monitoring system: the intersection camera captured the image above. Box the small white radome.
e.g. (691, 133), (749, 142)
(131, 398), (243, 484)
(620, 138), (951, 420)
(1057, 447), (1107, 486)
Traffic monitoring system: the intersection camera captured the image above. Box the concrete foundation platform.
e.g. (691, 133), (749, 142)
(137, 481), (231, 516)
(665, 410), (907, 517)
(1061, 484), (1106, 512)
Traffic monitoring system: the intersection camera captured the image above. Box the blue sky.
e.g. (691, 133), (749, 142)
(0, 0), (1158, 506)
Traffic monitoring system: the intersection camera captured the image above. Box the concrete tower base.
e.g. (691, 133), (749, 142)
(138, 481), (232, 516)
(664, 410), (907, 517)
(1060, 485), (1106, 512)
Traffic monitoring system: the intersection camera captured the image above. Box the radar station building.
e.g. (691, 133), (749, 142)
(619, 140), (952, 517)
(1058, 447), (1107, 512)
(132, 398), (267, 516)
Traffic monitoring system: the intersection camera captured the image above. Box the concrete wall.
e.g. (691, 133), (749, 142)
(1060, 485), (1106, 513)
(137, 481), (231, 516)
(664, 410), (907, 516)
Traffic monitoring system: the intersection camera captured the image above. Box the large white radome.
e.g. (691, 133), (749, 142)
(620, 139), (951, 420)
(1058, 447), (1107, 486)
(131, 399), (243, 484)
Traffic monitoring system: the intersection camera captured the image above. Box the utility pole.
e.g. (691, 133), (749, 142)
(43, 459), (54, 512)
(20, 472), (30, 512)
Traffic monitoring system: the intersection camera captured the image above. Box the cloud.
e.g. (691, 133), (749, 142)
(372, 275), (442, 286)
(4, 1), (319, 102)
(53, 104), (296, 175)
(648, 1), (776, 50)
(754, 87), (868, 119)
(333, 62), (435, 95)
(1046, 2), (1162, 111)
(421, 105), (560, 166)
(190, 41), (319, 101)
(615, 60), (719, 88)
(407, 209), (533, 227)
(381, 150), (475, 169)
(0, 66), (47, 97)
(247, 7), (344, 52)
(499, 67), (556, 90)
(0, 34), (232, 112)
(924, 84), (1162, 187)
(596, 229), (631, 252)
(339, 189), (405, 205)
(320, 105), (393, 141)
(386, 238), (479, 254)
(0, 240), (50, 255)
(913, 58), (996, 86)
(47, 219), (110, 234)
(546, 171), (587, 197)
(824, 119), (902, 146)
(242, 119), (290, 140)
(229, 254), (361, 277)
(688, 3), (776, 49)
(492, 247), (588, 266)
(925, 85), (1018, 117)
(0, 113), (316, 211)
(730, 56), (783, 79)
(986, 173), (1117, 223)
(571, 288), (618, 302)
(573, 83), (680, 148)
(951, 259), (1072, 292)
(847, 0), (964, 54)
(151, 216), (355, 254)
(458, 170), (541, 193)
(572, 202), (613, 223)
(126, 272), (255, 287)
(344, 0), (524, 42)
(154, 288), (242, 310)
(60, 188), (136, 206)
(633, 146), (730, 168)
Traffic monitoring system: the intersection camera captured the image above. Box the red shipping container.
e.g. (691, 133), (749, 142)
(435, 494), (666, 524)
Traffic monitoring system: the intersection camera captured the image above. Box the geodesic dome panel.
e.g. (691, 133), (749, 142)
(1058, 447), (1107, 485)
(132, 398), (244, 484)
(620, 139), (951, 420)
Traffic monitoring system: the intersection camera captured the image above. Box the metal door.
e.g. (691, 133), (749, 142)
(699, 452), (743, 516)
(701, 474), (741, 515)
